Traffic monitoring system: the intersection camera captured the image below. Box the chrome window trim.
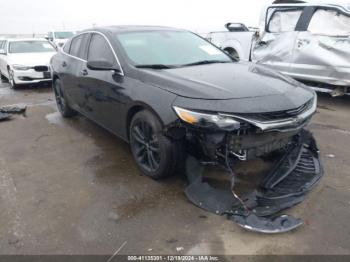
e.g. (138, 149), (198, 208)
(61, 31), (124, 76)
(220, 96), (317, 132)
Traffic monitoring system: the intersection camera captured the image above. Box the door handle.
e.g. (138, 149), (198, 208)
(297, 39), (310, 48)
(81, 69), (88, 76)
(62, 61), (67, 67)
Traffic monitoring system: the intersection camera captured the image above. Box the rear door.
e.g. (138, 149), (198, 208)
(60, 33), (90, 110)
(252, 6), (304, 75)
(290, 7), (350, 86)
(79, 32), (124, 133)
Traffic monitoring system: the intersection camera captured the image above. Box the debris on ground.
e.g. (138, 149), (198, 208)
(0, 104), (27, 114)
(0, 112), (11, 121)
(0, 104), (27, 123)
(184, 130), (323, 234)
(325, 154), (335, 158)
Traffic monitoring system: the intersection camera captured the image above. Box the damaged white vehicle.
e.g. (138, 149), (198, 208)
(208, 1), (350, 96)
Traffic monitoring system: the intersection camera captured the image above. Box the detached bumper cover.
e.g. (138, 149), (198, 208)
(185, 129), (323, 233)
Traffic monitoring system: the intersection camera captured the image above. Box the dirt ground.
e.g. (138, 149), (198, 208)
(0, 80), (350, 256)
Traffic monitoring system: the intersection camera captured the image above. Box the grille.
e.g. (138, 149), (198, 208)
(238, 100), (313, 122)
(34, 66), (49, 72)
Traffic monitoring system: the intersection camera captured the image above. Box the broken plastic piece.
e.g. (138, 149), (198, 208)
(0, 112), (11, 121)
(0, 104), (27, 114)
(184, 129), (323, 234)
(231, 214), (303, 234)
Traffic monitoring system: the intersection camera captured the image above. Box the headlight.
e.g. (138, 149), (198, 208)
(173, 106), (240, 130)
(12, 64), (31, 71)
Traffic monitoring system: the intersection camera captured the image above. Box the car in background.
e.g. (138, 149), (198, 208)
(207, 23), (257, 60)
(0, 38), (56, 88)
(46, 31), (75, 49)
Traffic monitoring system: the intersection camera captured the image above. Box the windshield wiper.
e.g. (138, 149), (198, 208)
(135, 64), (174, 69)
(180, 60), (231, 67)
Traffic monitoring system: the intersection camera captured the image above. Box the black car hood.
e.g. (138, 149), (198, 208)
(138, 62), (313, 101)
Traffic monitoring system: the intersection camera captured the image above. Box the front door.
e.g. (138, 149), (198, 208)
(252, 6), (304, 75)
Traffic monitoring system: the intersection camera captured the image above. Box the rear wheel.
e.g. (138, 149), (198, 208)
(53, 79), (76, 118)
(224, 48), (239, 60)
(129, 110), (179, 179)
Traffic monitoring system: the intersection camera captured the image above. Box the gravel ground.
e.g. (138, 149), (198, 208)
(0, 80), (349, 256)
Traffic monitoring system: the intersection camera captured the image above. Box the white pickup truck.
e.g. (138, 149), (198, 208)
(207, 0), (350, 96)
(207, 23), (257, 61)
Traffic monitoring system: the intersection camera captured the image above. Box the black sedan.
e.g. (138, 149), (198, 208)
(50, 26), (317, 179)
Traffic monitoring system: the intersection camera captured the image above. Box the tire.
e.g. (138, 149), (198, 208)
(129, 110), (179, 179)
(53, 79), (77, 118)
(7, 68), (18, 89)
(224, 48), (239, 60)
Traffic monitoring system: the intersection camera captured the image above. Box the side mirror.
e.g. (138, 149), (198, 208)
(0, 49), (6, 55)
(87, 60), (121, 73)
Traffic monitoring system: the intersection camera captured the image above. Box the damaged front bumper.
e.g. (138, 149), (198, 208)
(166, 94), (322, 233)
(184, 129), (323, 233)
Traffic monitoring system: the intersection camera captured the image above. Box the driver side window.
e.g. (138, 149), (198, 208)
(88, 34), (116, 64)
(267, 9), (303, 33)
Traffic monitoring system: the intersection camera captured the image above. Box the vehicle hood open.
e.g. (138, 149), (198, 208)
(138, 62), (314, 100)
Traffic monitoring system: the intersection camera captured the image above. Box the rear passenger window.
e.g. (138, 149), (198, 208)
(69, 34), (89, 59)
(308, 9), (350, 36)
(88, 34), (115, 64)
(268, 9), (303, 33)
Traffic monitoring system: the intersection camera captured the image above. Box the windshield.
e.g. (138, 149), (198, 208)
(115, 31), (232, 67)
(54, 31), (74, 39)
(9, 41), (56, 53)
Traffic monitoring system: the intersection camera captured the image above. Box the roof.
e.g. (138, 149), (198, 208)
(4, 38), (48, 42)
(82, 25), (185, 34)
(270, 1), (350, 13)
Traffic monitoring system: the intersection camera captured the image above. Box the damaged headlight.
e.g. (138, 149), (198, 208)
(12, 64), (31, 71)
(173, 106), (240, 130)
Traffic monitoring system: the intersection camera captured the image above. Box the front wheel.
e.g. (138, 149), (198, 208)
(8, 69), (18, 89)
(129, 110), (179, 179)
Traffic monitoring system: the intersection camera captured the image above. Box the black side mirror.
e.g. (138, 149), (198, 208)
(87, 60), (121, 73)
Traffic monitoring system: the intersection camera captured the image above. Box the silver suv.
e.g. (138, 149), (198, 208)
(253, 1), (350, 96)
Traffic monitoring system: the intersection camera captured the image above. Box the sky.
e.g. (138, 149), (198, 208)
(0, 0), (272, 34)
(1, 0), (349, 35)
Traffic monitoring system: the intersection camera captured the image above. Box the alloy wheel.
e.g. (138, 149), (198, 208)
(131, 120), (161, 172)
(8, 69), (15, 88)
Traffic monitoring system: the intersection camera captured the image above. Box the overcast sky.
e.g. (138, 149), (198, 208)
(0, 0), (273, 34)
(1, 0), (349, 35)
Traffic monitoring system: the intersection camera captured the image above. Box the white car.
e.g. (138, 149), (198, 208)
(0, 38), (56, 89)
